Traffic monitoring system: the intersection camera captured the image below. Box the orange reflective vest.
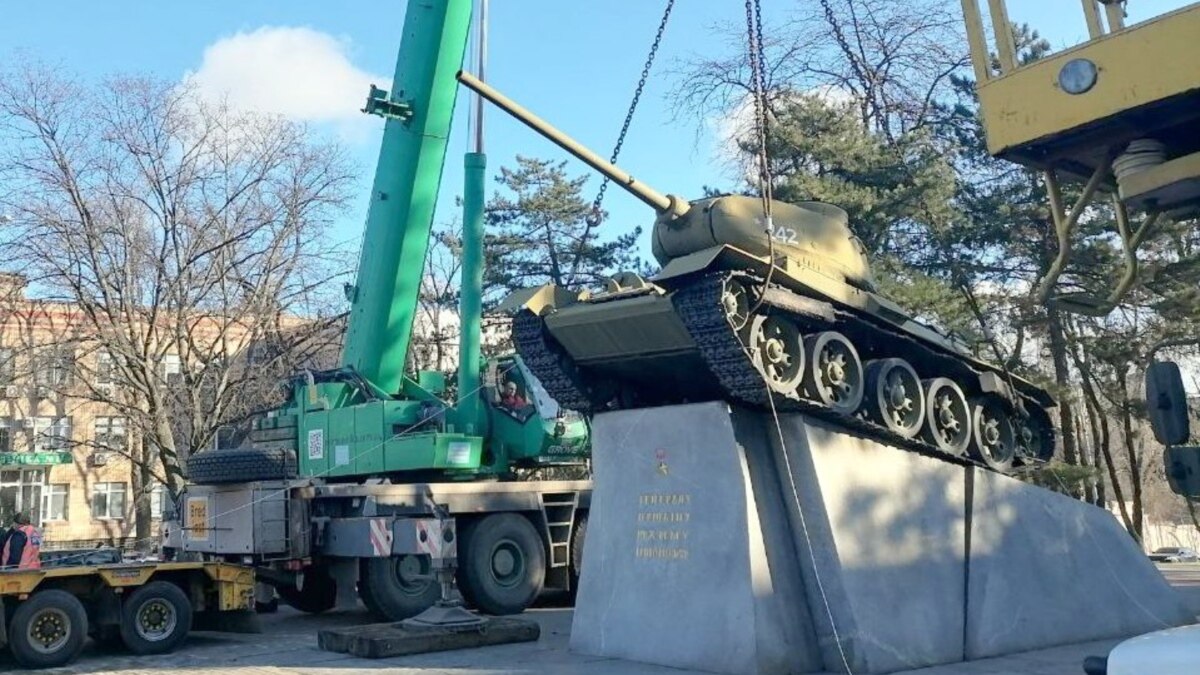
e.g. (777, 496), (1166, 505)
(2, 524), (42, 570)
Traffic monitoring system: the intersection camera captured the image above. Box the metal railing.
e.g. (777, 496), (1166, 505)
(960, 0), (1131, 81)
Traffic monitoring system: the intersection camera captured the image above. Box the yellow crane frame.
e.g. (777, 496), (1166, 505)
(960, 0), (1200, 314)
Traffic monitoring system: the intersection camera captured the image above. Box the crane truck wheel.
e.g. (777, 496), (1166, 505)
(458, 513), (546, 616)
(361, 555), (440, 620)
(356, 563), (386, 618)
(278, 567), (337, 614)
(569, 514), (588, 599)
(7, 589), (89, 668)
(119, 581), (193, 655)
(186, 446), (297, 484)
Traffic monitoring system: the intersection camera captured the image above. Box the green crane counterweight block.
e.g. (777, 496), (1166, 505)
(297, 401), (484, 478)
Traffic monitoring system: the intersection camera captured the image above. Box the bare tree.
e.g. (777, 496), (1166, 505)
(410, 224), (464, 375)
(669, 0), (968, 140)
(0, 64), (354, 541)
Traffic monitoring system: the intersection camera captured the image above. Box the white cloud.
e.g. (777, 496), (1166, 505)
(709, 85), (858, 184)
(184, 26), (385, 140)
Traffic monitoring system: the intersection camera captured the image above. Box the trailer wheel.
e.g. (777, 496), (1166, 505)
(459, 513), (545, 615)
(278, 568), (337, 614)
(7, 589), (89, 668)
(361, 555), (440, 620)
(186, 446), (297, 484)
(119, 581), (193, 655)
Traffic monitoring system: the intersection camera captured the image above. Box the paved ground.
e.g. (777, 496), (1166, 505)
(6, 565), (1198, 675)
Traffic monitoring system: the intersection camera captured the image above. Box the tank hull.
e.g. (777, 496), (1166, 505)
(510, 245), (1056, 474)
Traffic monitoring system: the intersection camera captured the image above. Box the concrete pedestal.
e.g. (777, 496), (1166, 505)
(571, 402), (1193, 675)
(569, 404), (823, 674)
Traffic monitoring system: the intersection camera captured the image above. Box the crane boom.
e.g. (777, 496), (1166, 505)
(342, 0), (473, 393)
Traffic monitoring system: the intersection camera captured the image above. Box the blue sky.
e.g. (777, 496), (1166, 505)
(1, 0), (1192, 263)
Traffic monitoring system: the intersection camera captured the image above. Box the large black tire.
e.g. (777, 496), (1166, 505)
(570, 514), (588, 596)
(186, 446), (297, 484)
(454, 519), (481, 609)
(459, 513), (546, 616)
(357, 561), (386, 618)
(119, 581), (193, 655)
(8, 589), (89, 668)
(278, 568), (337, 614)
(361, 555), (440, 621)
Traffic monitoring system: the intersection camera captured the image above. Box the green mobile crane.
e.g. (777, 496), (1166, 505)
(177, 0), (591, 622)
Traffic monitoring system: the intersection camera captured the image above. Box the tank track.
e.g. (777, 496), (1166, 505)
(672, 273), (976, 467)
(512, 309), (596, 413)
(512, 273), (1052, 473)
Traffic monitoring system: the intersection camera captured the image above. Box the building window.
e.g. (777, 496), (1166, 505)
(34, 346), (74, 387)
(247, 341), (277, 365)
(31, 417), (71, 453)
(94, 417), (126, 452)
(0, 419), (10, 453)
(213, 425), (238, 450)
(91, 482), (127, 520)
(42, 484), (69, 521)
(96, 350), (115, 386)
(161, 354), (182, 384)
(149, 483), (168, 520)
(0, 469), (44, 526)
(0, 347), (14, 384)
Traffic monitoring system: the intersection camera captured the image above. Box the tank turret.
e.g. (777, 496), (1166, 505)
(651, 196), (875, 291)
(459, 72), (1056, 475)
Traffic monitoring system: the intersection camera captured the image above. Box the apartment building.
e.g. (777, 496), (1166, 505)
(0, 274), (209, 550)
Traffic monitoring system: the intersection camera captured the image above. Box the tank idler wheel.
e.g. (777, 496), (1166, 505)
(920, 378), (971, 457)
(802, 331), (864, 414)
(750, 315), (806, 395)
(863, 358), (925, 439)
(970, 396), (1016, 472)
(721, 278), (754, 336)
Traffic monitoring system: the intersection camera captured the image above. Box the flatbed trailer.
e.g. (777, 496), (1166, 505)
(176, 478), (590, 620)
(0, 561), (254, 668)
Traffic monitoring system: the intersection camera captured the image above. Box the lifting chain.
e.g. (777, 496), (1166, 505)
(744, 0), (776, 322)
(816, 0), (870, 94)
(587, 0), (675, 226)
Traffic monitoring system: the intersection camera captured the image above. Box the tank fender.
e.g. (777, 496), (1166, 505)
(655, 245), (771, 284)
(496, 284), (588, 317)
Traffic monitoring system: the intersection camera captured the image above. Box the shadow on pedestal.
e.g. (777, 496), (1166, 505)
(571, 402), (1193, 674)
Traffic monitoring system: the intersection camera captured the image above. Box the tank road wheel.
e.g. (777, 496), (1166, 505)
(863, 358), (925, 439)
(7, 590), (88, 668)
(802, 332), (864, 414)
(921, 378), (972, 457)
(750, 315), (806, 395)
(1013, 407), (1056, 465)
(721, 278), (753, 334)
(361, 554), (440, 621)
(119, 581), (193, 655)
(971, 396), (1016, 472)
(459, 513), (546, 616)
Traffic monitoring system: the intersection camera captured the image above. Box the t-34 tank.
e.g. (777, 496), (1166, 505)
(459, 72), (1056, 474)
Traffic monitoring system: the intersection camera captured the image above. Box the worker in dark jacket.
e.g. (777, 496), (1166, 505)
(0, 512), (42, 570)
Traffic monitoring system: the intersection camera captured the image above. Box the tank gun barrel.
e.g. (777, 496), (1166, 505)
(456, 71), (687, 217)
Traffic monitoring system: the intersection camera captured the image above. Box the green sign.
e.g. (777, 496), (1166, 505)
(0, 452), (73, 466)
